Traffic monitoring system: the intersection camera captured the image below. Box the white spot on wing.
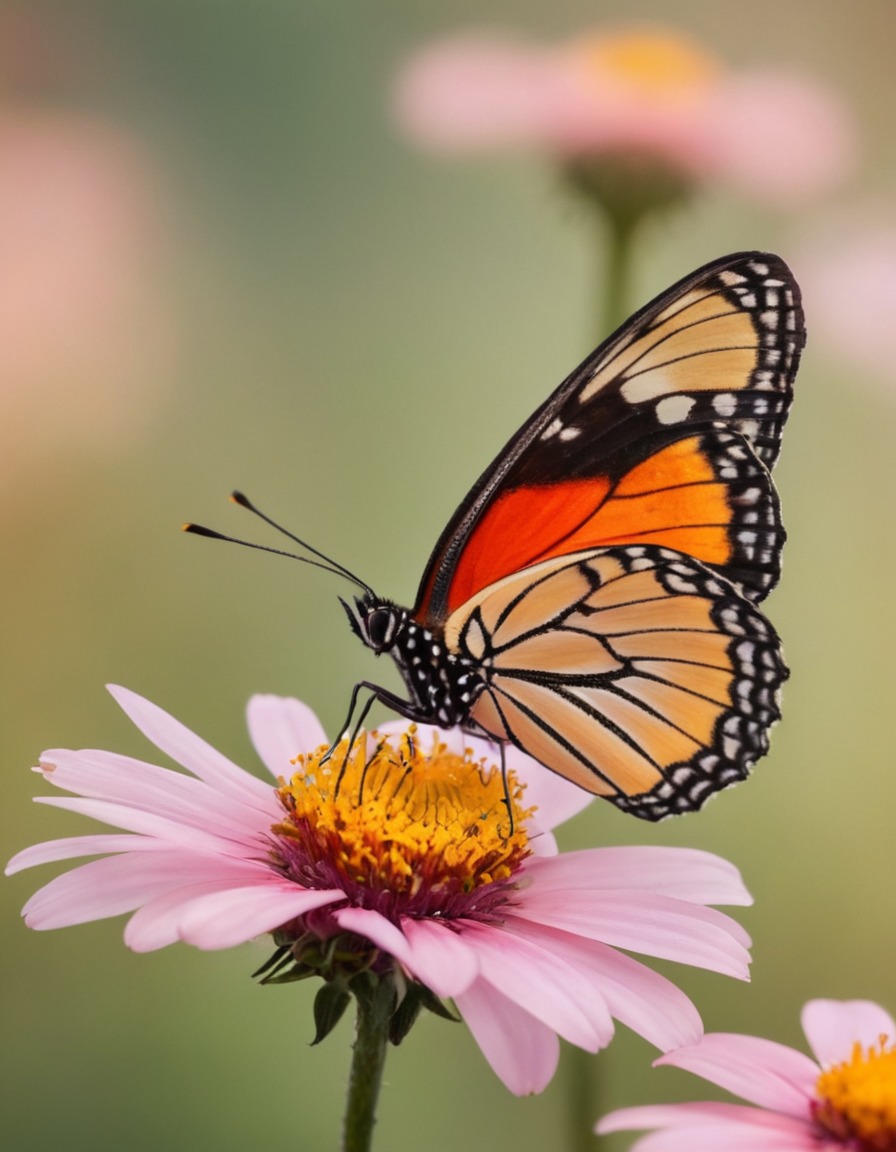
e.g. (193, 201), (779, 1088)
(620, 373), (672, 404)
(655, 394), (696, 425)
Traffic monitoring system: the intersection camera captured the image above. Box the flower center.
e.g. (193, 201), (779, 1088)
(271, 728), (532, 922)
(575, 28), (721, 99)
(813, 1037), (896, 1150)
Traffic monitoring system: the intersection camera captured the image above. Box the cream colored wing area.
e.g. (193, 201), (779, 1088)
(443, 546), (785, 813)
(582, 289), (758, 405)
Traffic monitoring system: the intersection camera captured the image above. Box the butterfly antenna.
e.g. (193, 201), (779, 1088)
(182, 520), (366, 584)
(182, 492), (372, 593)
(229, 490), (372, 593)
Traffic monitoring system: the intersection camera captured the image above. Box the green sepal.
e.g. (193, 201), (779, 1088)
(415, 983), (460, 1024)
(388, 981), (459, 1045)
(312, 981), (353, 1045)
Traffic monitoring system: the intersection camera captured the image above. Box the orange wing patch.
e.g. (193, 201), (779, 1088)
(438, 435), (736, 617)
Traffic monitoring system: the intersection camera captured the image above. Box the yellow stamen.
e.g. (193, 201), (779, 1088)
(573, 27), (721, 98)
(815, 1036), (896, 1149)
(273, 728), (532, 902)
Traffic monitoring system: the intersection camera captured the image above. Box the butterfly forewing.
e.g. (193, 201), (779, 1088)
(444, 545), (786, 819)
(415, 252), (803, 625)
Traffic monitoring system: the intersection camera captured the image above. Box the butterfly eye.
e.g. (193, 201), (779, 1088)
(363, 606), (399, 652)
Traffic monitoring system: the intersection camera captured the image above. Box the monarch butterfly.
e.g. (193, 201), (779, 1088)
(187, 251), (803, 820)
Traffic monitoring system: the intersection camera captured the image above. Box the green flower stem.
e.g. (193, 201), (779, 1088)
(599, 210), (638, 339)
(563, 1045), (603, 1152)
(341, 977), (394, 1152)
(566, 154), (693, 341)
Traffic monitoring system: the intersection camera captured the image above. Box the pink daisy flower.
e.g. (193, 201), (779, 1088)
(598, 998), (896, 1150)
(7, 685), (754, 1095)
(394, 25), (855, 206)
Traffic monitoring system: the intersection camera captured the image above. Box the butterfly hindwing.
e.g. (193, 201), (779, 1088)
(415, 252), (803, 624)
(444, 544), (787, 819)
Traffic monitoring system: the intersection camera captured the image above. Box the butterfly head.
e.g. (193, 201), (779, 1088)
(340, 593), (406, 655)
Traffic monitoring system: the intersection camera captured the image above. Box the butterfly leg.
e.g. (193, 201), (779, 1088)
(325, 679), (436, 794)
(497, 741), (515, 839)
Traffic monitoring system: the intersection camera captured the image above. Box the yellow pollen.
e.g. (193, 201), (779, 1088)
(573, 27), (721, 98)
(815, 1036), (896, 1148)
(273, 728), (533, 897)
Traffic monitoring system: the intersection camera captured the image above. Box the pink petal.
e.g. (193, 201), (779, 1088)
(245, 694), (328, 779)
(334, 906), (413, 965)
(333, 907), (482, 999)
(399, 917), (480, 998)
(510, 888), (751, 977)
(713, 72), (856, 204)
(7, 833), (163, 872)
(504, 915), (701, 1052)
(796, 223), (896, 385)
(506, 749), (594, 839)
(124, 879), (340, 951)
(106, 684), (273, 806)
(657, 1033), (818, 1115)
(801, 999), (896, 1067)
(33, 794), (268, 856)
(37, 745), (279, 836)
(598, 1101), (815, 1151)
(455, 978), (560, 1096)
(20, 850), (265, 928)
(393, 34), (563, 153)
(459, 921), (610, 1049)
(525, 847), (752, 905)
(173, 882), (342, 951)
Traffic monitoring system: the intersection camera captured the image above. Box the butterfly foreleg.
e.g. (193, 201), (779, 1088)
(325, 678), (444, 794)
(497, 741), (515, 840)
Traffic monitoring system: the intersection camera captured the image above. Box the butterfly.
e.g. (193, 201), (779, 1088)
(187, 251), (804, 820)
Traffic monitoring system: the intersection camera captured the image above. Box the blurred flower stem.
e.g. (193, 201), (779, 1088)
(567, 155), (692, 339)
(342, 976), (393, 1152)
(563, 1045), (604, 1152)
(599, 206), (637, 337)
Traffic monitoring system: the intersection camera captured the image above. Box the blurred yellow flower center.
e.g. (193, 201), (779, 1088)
(274, 728), (532, 899)
(576, 28), (721, 97)
(814, 1037), (896, 1149)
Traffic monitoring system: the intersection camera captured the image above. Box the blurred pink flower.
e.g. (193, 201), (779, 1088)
(0, 110), (173, 488)
(598, 998), (896, 1150)
(797, 221), (896, 388)
(7, 686), (754, 1095)
(395, 26), (855, 205)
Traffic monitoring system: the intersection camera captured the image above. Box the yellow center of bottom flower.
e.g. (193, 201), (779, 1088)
(814, 1038), (896, 1150)
(576, 27), (721, 99)
(272, 728), (532, 913)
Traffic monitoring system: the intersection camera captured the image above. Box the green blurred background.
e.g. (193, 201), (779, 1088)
(3, 2), (895, 1149)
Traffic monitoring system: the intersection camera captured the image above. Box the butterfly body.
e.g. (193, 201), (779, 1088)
(343, 593), (486, 729)
(342, 252), (803, 820)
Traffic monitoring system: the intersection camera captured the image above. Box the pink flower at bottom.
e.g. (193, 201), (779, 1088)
(598, 998), (896, 1150)
(7, 686), (754, 1095)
